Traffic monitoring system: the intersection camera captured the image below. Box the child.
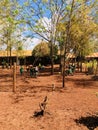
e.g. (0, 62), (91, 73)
(20, 66), (24, 75)
(35, 66), (39, 77)
(30, 66), (33, 77)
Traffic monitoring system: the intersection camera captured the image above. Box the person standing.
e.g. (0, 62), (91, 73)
(20, 66), (24, 75)
(35, 66), (39, 77)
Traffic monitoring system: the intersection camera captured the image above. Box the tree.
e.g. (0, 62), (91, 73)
(19, 0), (67, 74)
(56, 0), (98, 87)
(32, 41), (50, 57)
(32, 41), (50, 66)
(71, 1), (98, 72)
(0, 0), (24, 67)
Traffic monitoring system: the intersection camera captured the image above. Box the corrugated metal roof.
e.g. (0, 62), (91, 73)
(0, 50), (98, 58)
(86, 52), (98, 58)
(0, 50), (32, 57)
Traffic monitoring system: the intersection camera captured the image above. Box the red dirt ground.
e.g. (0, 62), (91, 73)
(0, 65), (98, 130)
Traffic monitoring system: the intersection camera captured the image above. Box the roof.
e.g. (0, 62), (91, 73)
(86, 52), (98, 58)
(0, 50), (32, 57)
(0, 50), (98, 58)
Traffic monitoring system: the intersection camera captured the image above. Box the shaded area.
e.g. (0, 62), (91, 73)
(92, 76), (98, 81)
(75, 115), (98, 130)
(56, 76), (96, 89)
(0, 85), (13, 92)
(72, 79), (94, 88)
(39, 66), (60, 76)
(0, 74), (11, 78)
(17, 84), (64, 93)
(61, 73), (98, 89)
(0, 67), (97, 92)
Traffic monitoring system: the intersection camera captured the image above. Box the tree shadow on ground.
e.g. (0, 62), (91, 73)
(0, 85), (13, 92)
(15, 83), (64, 93)
(92, 76), (98, 81)
(38, 66), (60, 77)
(73, 79), (94, 88)
(65, 73), (98, 88)
(55, 75), (96, 89)
(75, 115), (98, 130)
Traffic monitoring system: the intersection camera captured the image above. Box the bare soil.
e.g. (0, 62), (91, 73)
(0, 65), (98, 130)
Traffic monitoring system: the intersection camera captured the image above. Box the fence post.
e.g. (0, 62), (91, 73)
(13, 62), (16, 92)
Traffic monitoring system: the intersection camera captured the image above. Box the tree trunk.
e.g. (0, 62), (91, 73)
(51, 56), (54, 75)
(9, 47), (12, 69)
(62, 0), (75, 88)
(13, 62), (16, 92)
(95, 60), (98, 76)
(61, 56), (63, 74)
(50, 41), (54, 75)
(62, 55), (66, 88)
(7, 49), (9, 64)
(80, 61), (82, 72)
(16, 56), (19, 66)
(59, 47), (63, 74)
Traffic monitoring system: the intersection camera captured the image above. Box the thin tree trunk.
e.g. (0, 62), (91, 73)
(16, 56), (19, 65)
(80, 61), (82, 72)
(62, 0), (75, 88)
(62, 55), (66, 87)
(7, 49), (9, 64)
(33, 57), (39, 66)
(10, 47), (12, 69)
(59, 46), (63, 74)
(7, 39), (9, 64)
(50, 41), (54, 75)
(95, 60), (98, 76)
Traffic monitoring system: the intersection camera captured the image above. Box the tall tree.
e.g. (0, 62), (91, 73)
(56, 0), (98, 87)
(19, 0), (67, 74)
(32, 41), (50, 65)
(0, 0), (23, 67)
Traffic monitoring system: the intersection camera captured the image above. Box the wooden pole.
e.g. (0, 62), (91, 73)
(13, 62), (16, 92)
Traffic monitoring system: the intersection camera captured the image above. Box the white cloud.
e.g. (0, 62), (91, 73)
(36, 17), (51, 40)
(12, 27), (41, 50)
(23, 37), (41, 50)
(66, 0), (72, 5)
(39, 17), (51, 30)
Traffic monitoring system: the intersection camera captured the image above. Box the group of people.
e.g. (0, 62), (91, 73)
(29, 66), (39, 78)
(65, 64), (76, 76)
(20, 65), (39, 78)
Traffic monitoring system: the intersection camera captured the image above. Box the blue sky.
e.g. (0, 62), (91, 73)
(17, 0), (53, 50)
(17, 0), (67, 50)
(16, 0), (97, 50)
